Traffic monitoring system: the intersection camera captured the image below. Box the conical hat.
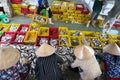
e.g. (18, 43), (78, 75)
(103, 43), (120, 55)
(0, 47), (20, 70)
(74, 45), (94, 60)
(36, 43), (57, 57)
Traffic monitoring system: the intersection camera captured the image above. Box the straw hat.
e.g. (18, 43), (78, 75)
(103, 43), (120, 56)
(0, 47), (20, 70)
(72, 45), (101, 79)
(74, 45), (94, 60)
(36, 43), (57, 57)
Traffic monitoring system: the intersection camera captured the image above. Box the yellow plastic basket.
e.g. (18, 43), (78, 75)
(90, 38), (102, 49)
(24, 31), (38, 44)
(11, 4), (21, 8)
(110, 34), (120, 40)
(95, 32), (111, 39)
(59, 35), (71, 47)
(59, 27), (69, 35)
(108, 39), (118, 44)
(79, 36), (91, 46)
(100, 39), (109, 47)
(39, 27), (49, 36)
(82, 31), (96, 38)
(70, 36), (81, 47)
(8, 24), (20, 32)
(0, 24), (10, 32)
(69, 30), (84, 37)
(33, 14), (48, 25)
(29, 24), (39, 32)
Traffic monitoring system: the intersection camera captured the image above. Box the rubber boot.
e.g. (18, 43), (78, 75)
(86, 21), (91, 27)
(48, 18), (54, 24)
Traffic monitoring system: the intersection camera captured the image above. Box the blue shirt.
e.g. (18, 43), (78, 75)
(103, 53), (120, 78)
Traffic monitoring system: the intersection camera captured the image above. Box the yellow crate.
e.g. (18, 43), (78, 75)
(59, 35), (71, 47)
(82, 20), (89, 24)
(108, 39), (118, 44)
(51, 8), (60, 12)
(67, 10), (75, 14)
(27, 14), (33, 18)
(0, 24), (10, 32)
(61, 18), (69, 21)
(11, 4), (21, 8)
(29, 24), (39, 32)
(68, 6), (76, 10)
(82, 31), (96, 37)
(60, 6), (69, 10)
(51, 1), (63, 6)
(80, 37), (91, 46)
(77, 14), (84, 17)
(77, 19), (83, 23)
(75, 11), (82, 14)
(110, 34), (120, 40)
(96, 19), (104, 27)
(8, 24), (20, 32)
(70, 14), (77, 17)
(95, 32), (111, 39)
(69, 30), (83, 37)
(52, 14), (61, 21)
(33, 14), (48, 24)
(13, 8), (21, 11)
(59, 27), (69, 35)
(90, 38), (102, 49)
(39, 27), (49, 36)
(68, 2), (75, 7)
(100, 39), (109, 47)
(24, 31), (38, 44)
(70, 36), (81, 47)
(21, 5), (28, 8)
(14, 10), (24, 15)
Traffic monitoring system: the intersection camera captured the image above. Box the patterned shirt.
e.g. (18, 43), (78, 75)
(0, 62), (28, 80)
(102, 53), (120, 78)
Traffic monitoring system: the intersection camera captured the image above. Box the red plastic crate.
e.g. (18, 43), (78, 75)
(21, 8), (29, 14)
(76, 4), (84, 11)
(17, 24), (29, 33)
(10, 0), (22, 4)
(0, 32), (16, 44)
(11, 32), (26, 44)
(113, 21), (120, 28)
(36, 36), (49, 46)
(82, 8), (90, 14)
(49, 27), (59, 37)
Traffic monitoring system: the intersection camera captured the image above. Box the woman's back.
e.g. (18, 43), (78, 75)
(35, 54), (63, 80)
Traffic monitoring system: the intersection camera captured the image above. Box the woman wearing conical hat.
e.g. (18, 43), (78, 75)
(35, 43), (64, 80)
(71, 45), (102, 80)
(102, 43), (120, 78)
(0, 47), (28, 80)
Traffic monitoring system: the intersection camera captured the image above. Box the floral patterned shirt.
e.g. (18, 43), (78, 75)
(103, 53), (120, 78)
(0, 62), (28, 80)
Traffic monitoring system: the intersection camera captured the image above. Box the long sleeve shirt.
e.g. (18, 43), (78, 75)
(102, 53), (120, 78)
(0, 62), (28, 80)
(35, 54), (64, 80)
